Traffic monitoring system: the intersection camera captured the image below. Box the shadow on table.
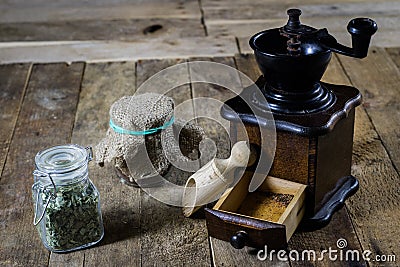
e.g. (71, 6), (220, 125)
(99, 207), (140, 246)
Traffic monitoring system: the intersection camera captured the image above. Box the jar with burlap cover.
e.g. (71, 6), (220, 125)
(96, 93), (205, 187)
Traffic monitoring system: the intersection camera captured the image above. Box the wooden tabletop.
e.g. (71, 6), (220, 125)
(1, 49), (399, 266)
(1, 0), (400, 64)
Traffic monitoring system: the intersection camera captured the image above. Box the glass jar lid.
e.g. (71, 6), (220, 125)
(35, 144), (91, 174)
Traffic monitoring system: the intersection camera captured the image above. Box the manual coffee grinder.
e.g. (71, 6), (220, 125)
(221, 9), (377, 228)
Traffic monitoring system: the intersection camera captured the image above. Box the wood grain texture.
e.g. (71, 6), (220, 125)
(49, 253), (84, 267)
(202, 1), (400, 21)
(337, 49), (400, 262)
(348, 108), (399, 266)
(81, 62), (140, 267)
(289, 208), (367, 267)
(0, 18), (204, 42)
(0, 64), (30, 177)
(136, 58), (190, 105)
(202, 0), (392, 7)
(319, 54), (399, 265)
(136, 58), (210, 266)
(269, 132), (310, 185)
(387, 47), (400, 69)
(0, 0), (198, 9)
(206, 15), (400, 38)
(189, 57), (239, 160)
(0, 1), (200, 23)
(210, 237), (290, 267)
(0, 38), (238, 64)
(48, 62), (141, 267)
(234, 54), (262, 82)
(0, 63), (84, 266)
(339, 48), (400, 174)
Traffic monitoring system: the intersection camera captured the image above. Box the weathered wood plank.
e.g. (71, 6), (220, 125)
(205, 4), (399, 50)
(48, 253), (84, 267)
(348, 108), (399, 267)
(203, 1), (400, 21)
(0, 0), (198, 9)
(289, 209), (367, 267)
(136, 58), (210, 266)
(210, 237), (290, 267)
(339, 48), (400, 176)
(234, 53), (262, 82)
(0, 64), (30, 177)
(188, 58), (239, 267)
(386, 47), (400, 71)
(189, 56), (240, 159)
(0, 37), (238, 64)
(208, 15), (399, 38)
(78, 62), (139, 267)
(70, 62), (137, 145)
(0, 18), (204, 42)
(337, 49), (400, 262)
(136, 58), (190, 105)
(0, 1), (200, 23)
(0, 63), (84, 266)
(202, 0), (390, 8)
(48, 62), (141, 267)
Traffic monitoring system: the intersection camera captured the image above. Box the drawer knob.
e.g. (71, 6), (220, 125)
(230, 231), (248, 249)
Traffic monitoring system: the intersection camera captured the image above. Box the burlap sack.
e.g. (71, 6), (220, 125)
(95, 93), (205, 187)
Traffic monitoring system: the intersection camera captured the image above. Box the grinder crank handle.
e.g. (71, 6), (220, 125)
(318, 17), (378, 58)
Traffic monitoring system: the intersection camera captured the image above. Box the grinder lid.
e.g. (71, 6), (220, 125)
(250, 8), (378, 58)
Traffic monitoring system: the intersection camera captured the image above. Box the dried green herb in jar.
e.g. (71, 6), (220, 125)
(40, 182), (103, 250)
(33, 144), (104, 253)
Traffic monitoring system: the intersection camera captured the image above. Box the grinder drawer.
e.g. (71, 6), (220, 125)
(205, 172), (306, 249)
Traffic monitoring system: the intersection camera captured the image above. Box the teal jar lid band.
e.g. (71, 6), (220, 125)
(109, 116), (175, 135)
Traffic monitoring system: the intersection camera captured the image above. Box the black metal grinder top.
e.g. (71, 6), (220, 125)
(249, 8), (377, 114)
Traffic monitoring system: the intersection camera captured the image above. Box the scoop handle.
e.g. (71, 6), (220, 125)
(218, 141), (250, 174)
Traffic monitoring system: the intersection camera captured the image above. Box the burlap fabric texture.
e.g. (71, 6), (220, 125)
(95, 93), (205, 186)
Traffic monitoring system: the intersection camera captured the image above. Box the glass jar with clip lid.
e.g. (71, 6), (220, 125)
(32, 144), (104, 252)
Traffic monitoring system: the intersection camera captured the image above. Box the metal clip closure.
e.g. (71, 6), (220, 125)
(86, 146), (93, 162)
(32, 170), (57, 226)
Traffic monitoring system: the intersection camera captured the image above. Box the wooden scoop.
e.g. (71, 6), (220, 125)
(182, 141), (250, 217)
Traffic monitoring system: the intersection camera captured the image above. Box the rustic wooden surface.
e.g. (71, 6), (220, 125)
(0, 18), (205, 42)
(339, 49), (400, 264)
(1, 0), (400, 63)
(0, 63), (84, 266)
(1, 50), (400, 266)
